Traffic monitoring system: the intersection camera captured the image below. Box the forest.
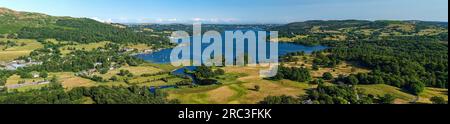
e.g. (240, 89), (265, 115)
(16, 18), (171, 48)
(0, 81), (177, 104)
(273, 20), (448, 95)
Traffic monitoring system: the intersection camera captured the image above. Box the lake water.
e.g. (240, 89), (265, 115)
(135, 42), (328, 64)
(140, 42), (327, 92)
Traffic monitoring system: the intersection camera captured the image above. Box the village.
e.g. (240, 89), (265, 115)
(0, 59), (42, 71)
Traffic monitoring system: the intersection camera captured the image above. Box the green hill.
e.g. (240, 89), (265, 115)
(273, 20), (448, 42)
(0, 7), (60, 34)
(0, 7), (169, 47)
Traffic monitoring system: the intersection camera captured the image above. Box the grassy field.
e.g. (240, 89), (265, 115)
(284, 55), (370, 78)
(166, 58), (371, 104)
(167, 64), (446, 104)
(5, 72), (96, 91)
(418, 87), (448, 103)
(166, 66), (314, 104)
(59, 41), (110, 55)
(89, 64), (184, 87)
(50, 72), (96, 89)
(357, 84), (448, 104)
(277, 35), (309, 42)
(6, 74), (45, 85)
(4, 63), (185, 91)
(0, 38), (43, 62)
(124, 43), (153, 52)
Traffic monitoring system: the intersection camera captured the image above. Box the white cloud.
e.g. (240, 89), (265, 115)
(190, 18), (239, 24)
(90, 17), (113, 23)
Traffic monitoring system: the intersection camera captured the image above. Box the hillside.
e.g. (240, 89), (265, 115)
(0, 7), (169, 47)
(273, 20), (448, 43)
(0, 7), (60, 34)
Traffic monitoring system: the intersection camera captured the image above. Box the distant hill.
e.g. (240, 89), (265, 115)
(272, 20), (448, 42)
(0, 7), (60, 34)
(0, 7), (169, 47)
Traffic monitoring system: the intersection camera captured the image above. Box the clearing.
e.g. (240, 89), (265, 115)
(0, 38), (43, 62)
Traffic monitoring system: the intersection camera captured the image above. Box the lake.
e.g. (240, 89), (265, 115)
(135, 42), (328, 64)
(139, 42), (327, 92)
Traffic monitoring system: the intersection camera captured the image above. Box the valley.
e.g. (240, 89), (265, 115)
(0, 7), (448, 104)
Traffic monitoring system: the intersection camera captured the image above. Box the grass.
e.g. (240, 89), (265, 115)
(5, 72), (97, 91)
(0, 38), (43, 62)
(167, 64), (446, 104)
(49, 72), (96, 90)
(284, 55), (370, 78)
(94, 65), (163, 79)
(89, 64), (184, 87)
(167, 66), (313, 104)
(311, 62), (370, 78)
(3, 63), (183, 92)
(59, 41), (110, 55)
(277, 35), (309, 42)
(418, 87), (448, 103)
(357, 84), (416, 104)
(12, 84), (49, 92)
(357, 84), (449, 104)
(124, 43), (153, 52)
(6, 75), (45, 85)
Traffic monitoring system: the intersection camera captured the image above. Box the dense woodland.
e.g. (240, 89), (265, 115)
(17, 18), (171, 48)
(0, 81), (177, 104)
(192, 65), (225, 85)
(271, 65), (312, 82)
(272, 20), (448, 95)
(308, 39), (448, 95)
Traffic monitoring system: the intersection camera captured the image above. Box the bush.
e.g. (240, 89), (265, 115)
(322, 72), (333, 80)
(40, 71), (49, 78)
(378, 94), (396, 104)
(254, 85), (261, 91)
(430, 96), (447, 104)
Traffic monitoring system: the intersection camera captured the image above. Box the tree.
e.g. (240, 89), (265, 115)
(406, 79), (425, 95)
(118, 70), (130, 76)
(40, 71), (48, 78)
(272, 72), (284, 81)
(254, 85), (261, 91)
(430, 96), (447, 104)
(109, 76), (119, 81)
(194, 65), (215, 79)
(378, 94), (396, 104)
(91, 75), (105, 82)
(19, 72), (33, 79)
(322, 72), (333, 80)
(312, 64), (319, 70)
(127, 73), (134, 78)
(49, 75), (62, 88)
(99, 68), (109, 74)
(347, 75), (359, 85)
(259, 95), (299, 104)
(214, 68), (225, 75)
(0, 86), (7, 92)
(309, 79), (324, 85)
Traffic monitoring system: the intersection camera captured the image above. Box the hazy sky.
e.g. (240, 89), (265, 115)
(0, 0), (448, 24)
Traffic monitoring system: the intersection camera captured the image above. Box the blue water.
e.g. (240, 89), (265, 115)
(136, 42), (327, 64)
(139, 30), (328, 92)
(149, 85), (177, 93)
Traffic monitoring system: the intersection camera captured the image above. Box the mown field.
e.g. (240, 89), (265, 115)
(4, 63), (185, 92)
(59, 41), (110, 55)
(0, 38), (43, 62)
(166, 63), (447, 104)
(166, 66), (315, 104)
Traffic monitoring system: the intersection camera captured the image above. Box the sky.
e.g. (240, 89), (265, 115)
(0, 0), (448, 24)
